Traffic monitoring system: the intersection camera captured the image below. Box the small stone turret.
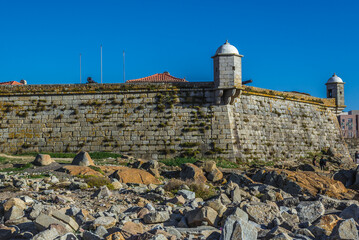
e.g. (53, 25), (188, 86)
(212, 41), (243, 104)
(212, 40), (243, 89)
(326, 73), (345, 113)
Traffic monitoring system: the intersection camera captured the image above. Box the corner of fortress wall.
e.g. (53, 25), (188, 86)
(0, 83), (351, 163)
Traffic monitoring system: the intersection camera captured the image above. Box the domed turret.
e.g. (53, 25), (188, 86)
(326, 73), (345, 113)
(212, 41), (243, 91)
(215, 40), (240, 55)
(327, 73), (343, 84)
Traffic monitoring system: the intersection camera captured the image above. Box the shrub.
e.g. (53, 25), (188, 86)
(82, 176), (114, 190)
(164, 179), (217, 200)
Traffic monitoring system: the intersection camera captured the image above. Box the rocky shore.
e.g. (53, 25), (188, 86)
(0, 152), (359, 240)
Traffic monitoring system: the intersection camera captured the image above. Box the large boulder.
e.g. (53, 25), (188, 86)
(330, 218), (359, 240)
(112, 168), (161, 184)
(143, 211), (170, 224)
(309, 214), (341, 237)
(71, 151), (94, 166)
(3, 198), (26, 212)
(243, 202), (281, 226)
(339, 204), (359, 223)
(33, 154), (54, 166)
(203, 161), (223, 182)
(220, 217), (257, 240)
(252, 169), (350, 199)
(180, 163), (207, 182)
(296, 201), (325, 224)
(91, 216), (116, 229)
(186, 206), (219, 227)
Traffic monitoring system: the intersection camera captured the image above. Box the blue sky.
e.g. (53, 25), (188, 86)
(0, 0), (358, 110)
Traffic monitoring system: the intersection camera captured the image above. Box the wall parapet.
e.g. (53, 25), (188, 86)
(0, 82), (214, 96)
(242, 86), (336, 108)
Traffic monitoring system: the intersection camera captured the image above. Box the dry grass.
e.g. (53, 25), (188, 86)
(164, 179), (217, 200)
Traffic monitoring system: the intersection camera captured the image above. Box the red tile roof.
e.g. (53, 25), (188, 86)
(0, 81), (24, 85)
(126, 72), (187, 83)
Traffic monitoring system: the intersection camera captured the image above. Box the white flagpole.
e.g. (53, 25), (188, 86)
(80, 53), (82, 84)
(101, 45), (103, 84)
(123, 50), (125, 83)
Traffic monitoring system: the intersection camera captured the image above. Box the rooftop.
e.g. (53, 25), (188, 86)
(0, 81), (24, 86)
(126, 72), (187, 83)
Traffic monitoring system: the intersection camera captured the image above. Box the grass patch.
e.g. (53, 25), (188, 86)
(164, 179), (217, 200)
(79, 175), (114, 190)
(25, 173), (50, 179)
(0, 163), (33, 172)
(160, 157), (197, 167)
(15, 152), (122, 160)
(160, 157), (240, 169)
(215, 158), (240, 168)
(89, 165), (105, 175)
(0, 157), (9, 164)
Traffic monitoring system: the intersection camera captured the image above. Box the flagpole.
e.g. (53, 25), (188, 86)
(123, 50), (125, 83)
(101, 45), (103, 84)
(80, 53), (82, 84)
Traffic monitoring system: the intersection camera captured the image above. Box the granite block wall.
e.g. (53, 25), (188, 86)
(0, 82), (350, 162)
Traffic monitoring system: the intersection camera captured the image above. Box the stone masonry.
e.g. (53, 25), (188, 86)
(0, 82), (351, 162)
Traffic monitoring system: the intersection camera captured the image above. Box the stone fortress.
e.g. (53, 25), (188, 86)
(0, 41), (351, 162)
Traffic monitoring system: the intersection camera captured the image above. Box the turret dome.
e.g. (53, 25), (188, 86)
(327, 73), (343, 84)
(215, 40), (240, 55)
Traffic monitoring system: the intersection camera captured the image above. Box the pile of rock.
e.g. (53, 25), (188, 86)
(0, 152), (358, 239)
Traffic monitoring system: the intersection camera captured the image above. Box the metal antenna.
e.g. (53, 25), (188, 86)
(100, 45), (103, 84)
(123, 50), (125, 83)
(80, 53), (82, 84)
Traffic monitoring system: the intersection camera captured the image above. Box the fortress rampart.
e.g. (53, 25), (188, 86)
(0, 82), (350, 162)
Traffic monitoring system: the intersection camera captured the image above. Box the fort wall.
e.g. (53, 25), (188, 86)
(0, 83), (350, 162)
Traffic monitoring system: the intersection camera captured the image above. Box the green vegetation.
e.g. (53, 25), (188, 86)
(180, 142), (200, 148)
(79, 175), (114, 190)
(0, 157), (9, 164)
(89, 165), (105, 175)
(164, 179), (217, 200)
(16, 152), (122, 160)
(25, 173), (50, 179)
(160, 157), (241, 169)
(0, 163), (33, 172)
(160, 157), (197, 167)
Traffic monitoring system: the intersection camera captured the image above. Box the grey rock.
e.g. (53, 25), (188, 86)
(13, 178), (27, 188)
(34, 214), (72, 232)
(150, 234), (167, 240)
(243, 202), (281, 225)
(339, 204), (359, 223)
(32, 228), (60, 240)
(4, 206), (24, 221)
(177, 216), (188, 228)
(164, 227), (182, 239)
(177, 189), (196, 200)
(92, 216), (116, 229)
(296, 201), (325, 223)
(33, 154), (54, 166)
(318, 195), (359, 210)
(143, 211), (170, 224)
(55, 233), (78, 240)
(231, 186), (242, 203)
(186, 206), (218, 227)
(94, 226), (108, 238)
(220, 217), (257, 240)
(92, 185), (112, 198)
(51, 210), (79, 231)
(271, 232), (293, 240)
(330, 218), (359, 240)
(71, 151), (94, 166)
(228, 173), (254, 188)
(82, 231), (101, 240)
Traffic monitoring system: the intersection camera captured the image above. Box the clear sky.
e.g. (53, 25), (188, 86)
(0, 0), (358, 110)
